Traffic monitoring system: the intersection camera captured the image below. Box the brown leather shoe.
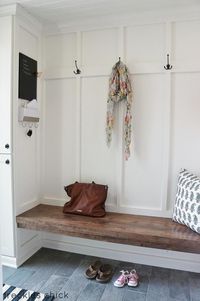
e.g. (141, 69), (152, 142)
(85, 261), (102, 279)
(96, 264), (113, 283)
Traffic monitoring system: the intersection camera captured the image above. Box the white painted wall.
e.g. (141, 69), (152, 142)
(0, 6), (43, 266)
(43, 18), (200, 217)
(12, 11), (43, 265)
(13, 15), (41, 215)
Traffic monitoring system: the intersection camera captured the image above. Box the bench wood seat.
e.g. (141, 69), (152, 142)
(16, 204), (200, 254)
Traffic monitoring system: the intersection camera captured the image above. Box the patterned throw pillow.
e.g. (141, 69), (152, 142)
(173, 169), (200, 234)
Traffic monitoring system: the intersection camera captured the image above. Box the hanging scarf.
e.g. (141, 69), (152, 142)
(106, 60), (132, 160)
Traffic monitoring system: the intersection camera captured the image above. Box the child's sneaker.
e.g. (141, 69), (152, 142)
(128, 269), (139, 287)
(114, 270), (129, 287)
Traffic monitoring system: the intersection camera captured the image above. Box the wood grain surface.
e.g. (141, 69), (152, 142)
(16, 204), (200, 253)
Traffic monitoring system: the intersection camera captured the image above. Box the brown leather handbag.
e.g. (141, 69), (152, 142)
(63, 182), (108, 217)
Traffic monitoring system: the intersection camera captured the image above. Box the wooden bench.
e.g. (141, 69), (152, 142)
(16, 204), (200, 254)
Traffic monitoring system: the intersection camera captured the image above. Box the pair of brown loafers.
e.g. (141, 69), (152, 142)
(85, 260), (113, 283)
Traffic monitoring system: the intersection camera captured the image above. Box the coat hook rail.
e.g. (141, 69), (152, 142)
(73, 60), (81, 75)
(164, 54), (172, 70)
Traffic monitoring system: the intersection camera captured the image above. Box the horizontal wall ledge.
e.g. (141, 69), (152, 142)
(44, 65), (200, 80)
(42, 197), (172, 218)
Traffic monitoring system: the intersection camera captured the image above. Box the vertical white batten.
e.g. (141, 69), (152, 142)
(76, 31), (82, 181)
(117, 26), (125, 208)
(35, 29), (45, 207)
(41, 35), (46, 202)
(160, 22), (172, 211)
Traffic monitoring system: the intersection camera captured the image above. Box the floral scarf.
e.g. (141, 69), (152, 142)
(106, 61), (132, 160)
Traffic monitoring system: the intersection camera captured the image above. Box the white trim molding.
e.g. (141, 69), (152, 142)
(42, 233), (200, 273)
(1, 256), (17, 269)
(17, 198), (40, 215)
(41, 197), (172, 217)
(0, 4), (16, 17)
(43, 7), (200, 35)
(16, 243), (41, 268)
(3, 231), (200, 273)
(1, 243), (42, 269)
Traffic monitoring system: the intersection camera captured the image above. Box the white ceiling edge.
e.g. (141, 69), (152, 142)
(0, 3), (17, 16)
(0, 4), (43, 32)
(43, 5), (200, 35)
(1, 3), (200, 36)
(16, 4), (43, 32)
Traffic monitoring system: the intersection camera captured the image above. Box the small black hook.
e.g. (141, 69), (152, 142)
(27, 129), (33, 137)
(117, 57), (121, 64)
(73, 60), (81, 75)
(164, 54), (172, 70)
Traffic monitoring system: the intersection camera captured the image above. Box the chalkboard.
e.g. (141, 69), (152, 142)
(18, 53), (37, 101)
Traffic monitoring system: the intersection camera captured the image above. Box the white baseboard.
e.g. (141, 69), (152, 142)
(1, 255), (17, 268)
(2, 231), (42, 268)
(17, 198), (40, 215)
(2, 244), (42, 269)
(42, 233), (200, 273)
(16, 230), (42, 267)
(41, 197), (67, 207)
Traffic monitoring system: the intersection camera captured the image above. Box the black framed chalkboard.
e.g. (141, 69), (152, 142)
(18, 53), (37, 101)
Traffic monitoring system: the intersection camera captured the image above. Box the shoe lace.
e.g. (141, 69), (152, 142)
(129, 269), (139, 280)
(118, 270), (129, 282)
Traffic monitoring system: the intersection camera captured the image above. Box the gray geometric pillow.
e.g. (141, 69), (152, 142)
(173, 169), (200, 234)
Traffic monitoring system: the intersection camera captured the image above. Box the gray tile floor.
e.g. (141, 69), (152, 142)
(3, 248), (200, 301)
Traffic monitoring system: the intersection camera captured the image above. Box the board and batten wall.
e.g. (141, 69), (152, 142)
(1, 7), (199, 271)
(41, 19), (200, 272)
(43, 19), (200, 218)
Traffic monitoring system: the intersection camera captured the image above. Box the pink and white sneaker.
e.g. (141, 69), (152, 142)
(128, 269), (139, 287)
(114, 270), (129, 287)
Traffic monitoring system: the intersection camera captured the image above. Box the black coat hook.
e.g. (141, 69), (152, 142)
(73, 60), (81, 75)
(164, 54), (172, 70)
(27, 129), (33, 137)
(116, 57), (121, 65)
